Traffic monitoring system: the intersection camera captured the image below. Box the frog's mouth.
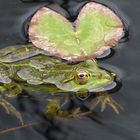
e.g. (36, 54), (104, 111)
(75, 81), (117, 100)
(88, 81), (117, 93)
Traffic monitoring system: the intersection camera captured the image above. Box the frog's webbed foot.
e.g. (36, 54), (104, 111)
(67, 108), (91, 119)
(0, 97), (24, 125)
(90, 92), (123, 114)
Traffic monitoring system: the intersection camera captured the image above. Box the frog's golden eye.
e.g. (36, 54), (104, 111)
(75, 72), (90, 84)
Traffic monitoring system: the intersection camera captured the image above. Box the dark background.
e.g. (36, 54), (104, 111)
(0, 0), (140, 140)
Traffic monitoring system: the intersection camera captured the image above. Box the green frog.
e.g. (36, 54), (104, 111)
(0, 45), (122, 120)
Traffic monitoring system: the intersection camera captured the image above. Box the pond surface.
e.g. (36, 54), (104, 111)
(0, 0), (140, 140)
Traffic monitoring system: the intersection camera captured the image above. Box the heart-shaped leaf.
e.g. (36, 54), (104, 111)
(29, 2), (124, 61)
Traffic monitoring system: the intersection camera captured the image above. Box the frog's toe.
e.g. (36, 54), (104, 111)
(90, 93), (123, 114)
(68, 108), (91, 119)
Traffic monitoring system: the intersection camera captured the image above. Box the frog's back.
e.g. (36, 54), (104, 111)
(0, 63), (12, 84)
(0, 45), (74, 85)
(0, 44), (50, 63)
(11, 54), (74, 85)
(0, 45), (68, 69)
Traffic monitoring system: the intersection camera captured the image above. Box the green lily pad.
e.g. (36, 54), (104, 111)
(29, 2), (124, 61)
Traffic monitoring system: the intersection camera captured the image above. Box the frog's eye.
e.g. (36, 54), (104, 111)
(75, 72), (90, 84)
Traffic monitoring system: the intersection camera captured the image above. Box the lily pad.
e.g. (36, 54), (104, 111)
(29, 2), (124, 61)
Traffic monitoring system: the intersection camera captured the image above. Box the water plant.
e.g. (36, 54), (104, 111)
(29, 2), (124, 61)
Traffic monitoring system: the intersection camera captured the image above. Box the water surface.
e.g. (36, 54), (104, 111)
(0, 0), (140, 140)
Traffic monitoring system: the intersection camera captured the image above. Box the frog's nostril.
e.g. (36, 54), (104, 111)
(104, 74), (112, 80)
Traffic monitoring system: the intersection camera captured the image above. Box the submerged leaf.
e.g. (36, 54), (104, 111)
(29, 2), (124, 61)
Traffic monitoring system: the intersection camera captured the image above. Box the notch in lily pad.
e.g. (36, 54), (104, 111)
(29, 2), (124, 61)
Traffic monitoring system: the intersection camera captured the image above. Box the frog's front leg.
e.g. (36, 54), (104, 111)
(90, 92), (123, 114)
(3, 82), (23, 97)
(0, 83), (23, 124)
(0, 96), (24, 124)
(45, 99), (62, 118)
(45, 98), (91, 119)
(45, 99), (73, 118)
(0, 84), (23, 124)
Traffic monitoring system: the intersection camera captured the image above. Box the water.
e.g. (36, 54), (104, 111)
(0, 0), (140, 140)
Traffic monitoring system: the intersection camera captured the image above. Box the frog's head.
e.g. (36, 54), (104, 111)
(58, 60), (115, 94)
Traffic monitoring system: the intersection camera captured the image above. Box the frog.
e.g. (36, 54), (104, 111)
(0, 44), (122, 119)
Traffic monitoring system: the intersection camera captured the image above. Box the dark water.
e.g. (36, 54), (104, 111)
(0, 0), (140, 140)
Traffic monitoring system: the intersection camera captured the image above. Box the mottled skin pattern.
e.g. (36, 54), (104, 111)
(0, 45), (123, 120)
